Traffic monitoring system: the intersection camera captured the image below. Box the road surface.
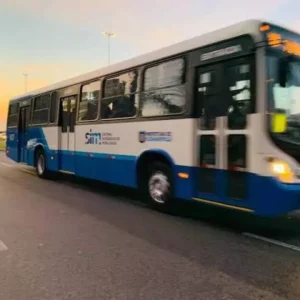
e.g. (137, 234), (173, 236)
(0, 152), (300, 300)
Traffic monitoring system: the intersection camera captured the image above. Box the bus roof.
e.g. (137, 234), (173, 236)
(10, 19), (267, 103)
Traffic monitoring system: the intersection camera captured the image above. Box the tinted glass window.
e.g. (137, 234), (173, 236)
(9, 103), (19, 115)
(7, 103), (19, 127)
(79, 81), (100, 121)
(144, 59), (184, 91)
(226, 63), (252, 129)
(35, 94), (50, 110)
(196, 69), (217, 130)
(101, 71), (138, 119)
(199, 135), (216, 194)
(141, 58), (186, 117)
(32, 95), (50, 124)
(49, 92), (58, 123)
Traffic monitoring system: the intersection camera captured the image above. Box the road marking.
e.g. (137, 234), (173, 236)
(0, 162), (12, 167)
(0, 240), (8, 252)
(243, 232), (300, 252)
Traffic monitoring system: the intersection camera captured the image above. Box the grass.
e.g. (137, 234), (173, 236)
(0, 139), (5, 151)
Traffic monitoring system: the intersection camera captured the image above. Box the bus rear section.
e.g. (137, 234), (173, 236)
(6, 98), (33, 164)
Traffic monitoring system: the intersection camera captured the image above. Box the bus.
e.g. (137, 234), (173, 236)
(5, 19), (300, 217)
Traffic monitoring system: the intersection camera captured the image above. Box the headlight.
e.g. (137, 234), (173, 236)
(269, 159), (294, 183)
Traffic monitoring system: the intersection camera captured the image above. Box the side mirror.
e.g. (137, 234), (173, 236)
(271, 111), (287, 133)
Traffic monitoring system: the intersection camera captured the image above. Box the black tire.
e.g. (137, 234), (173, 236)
(142, 161), (174, 212)
(35, 150), (50, 179)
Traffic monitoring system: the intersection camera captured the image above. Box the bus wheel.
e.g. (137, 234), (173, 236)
(35, 150), (49, 179)
(145, 162), (173, 211)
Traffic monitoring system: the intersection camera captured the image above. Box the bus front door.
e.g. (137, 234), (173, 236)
(18, 106), (30, 163)
(195, 63), (224, 201)
(195, 56), (253, 206)
(59, 96), (77, 174)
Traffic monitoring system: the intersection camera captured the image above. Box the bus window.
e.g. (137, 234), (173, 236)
(32, 94), (50, 125)
(49, 92), (58, 123)
(78, 81), (100, 122)
(141, 58), (186, 117)
(196, 69), (218, 130)
(199, 135), (216, 194)
(101, 71), (138, 119)
(227, 134), (247, 199)
(226, 63), (252, 129)
(7, 103), (19, 127)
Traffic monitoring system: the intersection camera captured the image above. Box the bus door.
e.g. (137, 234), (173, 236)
(195, 57), (252, 203)
(18, 106), (30, 163)
(59, 95), (77, 174)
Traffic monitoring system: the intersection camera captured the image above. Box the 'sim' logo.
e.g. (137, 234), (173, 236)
(85, 129), (101, 145)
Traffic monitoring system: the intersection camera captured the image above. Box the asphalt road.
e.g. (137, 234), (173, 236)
(0, 152), (300, 300)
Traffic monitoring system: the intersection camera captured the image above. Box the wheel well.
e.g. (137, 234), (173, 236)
(136, 152), (172, 187)
(33, 145), (44, 166)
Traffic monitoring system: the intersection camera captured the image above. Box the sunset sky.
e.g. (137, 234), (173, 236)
(1, 0), (299, 130)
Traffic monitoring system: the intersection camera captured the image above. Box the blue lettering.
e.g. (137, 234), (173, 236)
(85, 132), (90, 144)
(85, 130), (101, 145)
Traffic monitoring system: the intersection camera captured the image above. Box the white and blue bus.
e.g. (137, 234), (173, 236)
(6, 20), (300, 216)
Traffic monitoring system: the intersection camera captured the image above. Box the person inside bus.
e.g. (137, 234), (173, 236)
(227, 85), (249, 128)
(109, 71), (138, 118)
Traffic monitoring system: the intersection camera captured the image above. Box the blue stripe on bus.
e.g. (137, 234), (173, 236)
(43, 149), (300, 216)
(75, 151), (135, 160)
(5, 127), (300, 217)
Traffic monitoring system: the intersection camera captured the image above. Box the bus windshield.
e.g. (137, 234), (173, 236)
(267, 54), (300, 144)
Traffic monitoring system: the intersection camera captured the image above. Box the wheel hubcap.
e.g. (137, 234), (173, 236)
(148, 172), (170, 204)
(37, 155), (45, 175)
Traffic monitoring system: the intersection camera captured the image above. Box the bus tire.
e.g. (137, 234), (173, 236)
(144, 161), (173, 212)
(35, 149), (50, 179)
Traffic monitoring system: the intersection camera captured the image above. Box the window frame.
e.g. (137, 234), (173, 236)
(49, 91), (58, 124)
(194, 54), (255, 127)
(195, 65), (221, 130)
(140, 56), (187, 119)
(31, 93), (50, 126)
(100, 69), (140, 121)
(224, 55), (256, 128)
(77, 79), (101, 123)
(7, 102), (19, 128)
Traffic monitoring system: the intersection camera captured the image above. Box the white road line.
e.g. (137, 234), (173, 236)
(0, 240), (8, 252)
(243, 232), (300, 252)
(0, 162), (12, 167)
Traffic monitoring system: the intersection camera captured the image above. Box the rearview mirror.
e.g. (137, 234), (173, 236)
(271, 112), (287, 133)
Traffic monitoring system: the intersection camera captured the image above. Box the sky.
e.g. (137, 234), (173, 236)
(0, 0), (300, 130)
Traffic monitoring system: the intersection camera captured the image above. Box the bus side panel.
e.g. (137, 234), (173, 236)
(74, 119), (194, 189)
(6, 128), (19, 162)
(42, 127), (60, 172)
(76, 151), (137, 187)
(247, 173), (300, 216)
(25, 127), (59, 170)
(174, 165), (196, 199)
